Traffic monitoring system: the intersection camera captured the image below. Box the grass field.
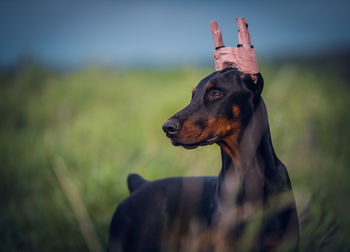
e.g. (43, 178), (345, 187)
(0, 62), (349, 251)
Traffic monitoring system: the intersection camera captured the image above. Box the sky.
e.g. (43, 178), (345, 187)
(0, 0), (349, 68)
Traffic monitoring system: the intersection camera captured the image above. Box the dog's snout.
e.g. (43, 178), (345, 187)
(162, 119), (180, 137)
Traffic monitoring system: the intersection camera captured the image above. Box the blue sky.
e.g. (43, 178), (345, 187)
(0, 0), (349, 68)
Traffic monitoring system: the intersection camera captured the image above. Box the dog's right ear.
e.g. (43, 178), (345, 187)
(240, 72), (264, 105)
(240, 73), (263, 94)
(252, 73), (264, 97)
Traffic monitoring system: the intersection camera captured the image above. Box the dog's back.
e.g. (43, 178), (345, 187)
(108, 176), (217, 252)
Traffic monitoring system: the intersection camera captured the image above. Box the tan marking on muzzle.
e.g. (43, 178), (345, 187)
(177, 119), (202, 143)
(177, 116), (241, 152)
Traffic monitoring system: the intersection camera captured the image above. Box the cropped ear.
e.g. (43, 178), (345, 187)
(239, 72), (264, 104)
(252, 73), (264, 97)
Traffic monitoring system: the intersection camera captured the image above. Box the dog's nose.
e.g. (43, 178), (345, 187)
(162, 119), (180, 137)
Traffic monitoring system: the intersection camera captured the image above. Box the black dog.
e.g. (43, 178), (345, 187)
(108, 68), (299, 251)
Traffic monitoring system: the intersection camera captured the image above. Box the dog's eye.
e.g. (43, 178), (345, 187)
(208, 90), (223, 101)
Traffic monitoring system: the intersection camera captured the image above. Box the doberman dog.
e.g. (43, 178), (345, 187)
(108, 68), (300, 251)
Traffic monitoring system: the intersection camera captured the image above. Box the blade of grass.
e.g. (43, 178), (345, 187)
(53, 156), (104, 252)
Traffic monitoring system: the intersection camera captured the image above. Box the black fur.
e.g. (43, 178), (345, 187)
(127, 173), (147, 193)
(108, 68), (299, 252)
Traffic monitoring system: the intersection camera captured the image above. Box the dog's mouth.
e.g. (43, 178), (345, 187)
(170, 135), (220, 149)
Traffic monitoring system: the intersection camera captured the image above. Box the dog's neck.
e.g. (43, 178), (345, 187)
(212, 99), (297, 250)
(215, 99), (272, 217)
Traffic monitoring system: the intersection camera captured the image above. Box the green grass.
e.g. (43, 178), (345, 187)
(0, 63), (349, 251)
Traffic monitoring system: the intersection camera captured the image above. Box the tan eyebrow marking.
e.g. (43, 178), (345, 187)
(206, 82), (215, 90)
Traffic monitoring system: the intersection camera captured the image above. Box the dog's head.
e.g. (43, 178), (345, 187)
(162, 68), (263, 151)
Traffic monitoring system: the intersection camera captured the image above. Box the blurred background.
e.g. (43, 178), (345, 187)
(0, 0), (349, 251)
